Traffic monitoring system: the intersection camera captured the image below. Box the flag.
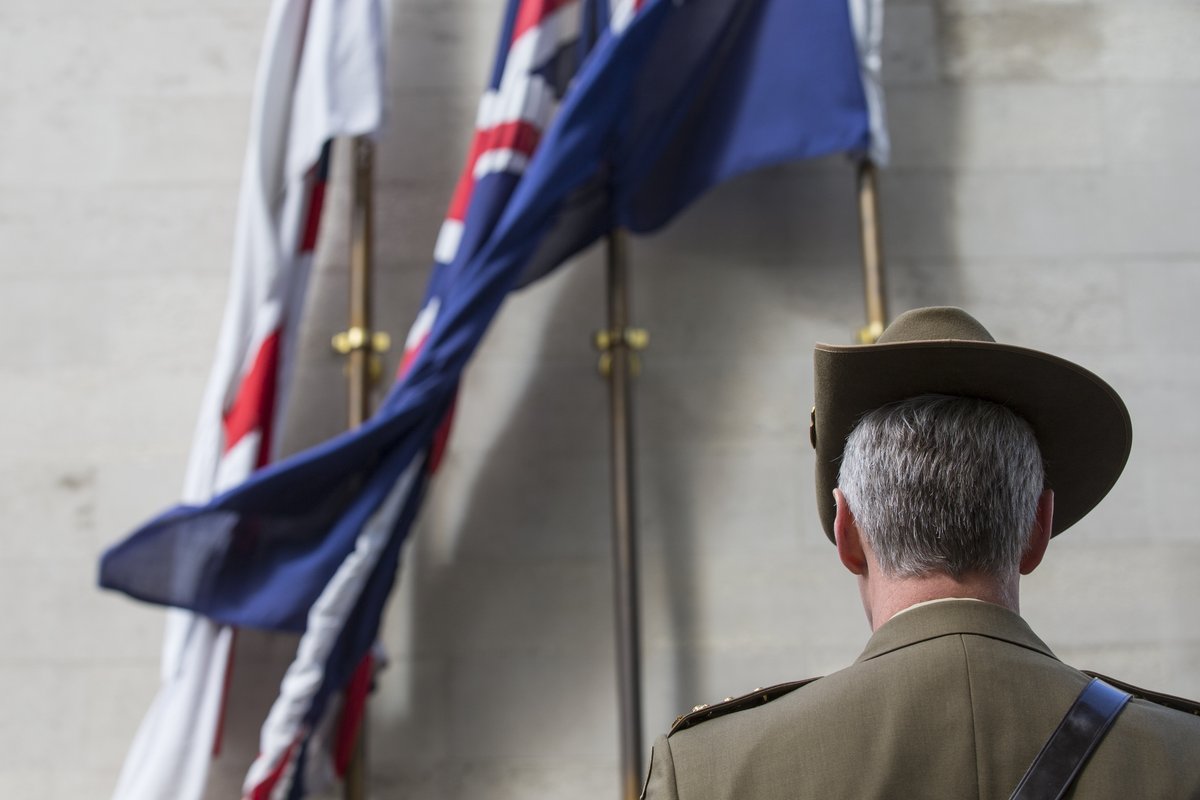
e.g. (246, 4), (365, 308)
(109, 1), (385, 799)
(100, 0), (885, 796)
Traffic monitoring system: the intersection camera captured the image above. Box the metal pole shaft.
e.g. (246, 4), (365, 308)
(344, 136), (374, 800)
(856, 160), (888, 343)
(606, 228), (644, 800)
(347, 137), (375, 429)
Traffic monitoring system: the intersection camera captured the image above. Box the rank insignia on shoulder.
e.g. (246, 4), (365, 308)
(1083, 670), (1200, 717)
(668, 676), (822, 737)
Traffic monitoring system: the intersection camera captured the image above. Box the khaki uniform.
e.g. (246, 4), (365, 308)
(643, 600), (1200, 799)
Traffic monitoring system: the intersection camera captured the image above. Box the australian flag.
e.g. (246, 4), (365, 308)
(100, 0), (887, 795)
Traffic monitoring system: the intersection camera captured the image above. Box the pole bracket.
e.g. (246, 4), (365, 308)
(856, 320), (885, 344)
(332, 326), (392, 383)
(593, 327), (649, 378)
(332, 326), (392, 355)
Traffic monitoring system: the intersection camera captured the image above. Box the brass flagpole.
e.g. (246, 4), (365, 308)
(331, 135), (390, 800)
(596, 228), (649, 800)
(855, 159), (888, 343)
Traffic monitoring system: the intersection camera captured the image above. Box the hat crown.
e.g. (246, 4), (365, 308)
(876, 306), (996, 345)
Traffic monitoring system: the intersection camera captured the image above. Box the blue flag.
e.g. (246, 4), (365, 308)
(100, 0), (885, 794)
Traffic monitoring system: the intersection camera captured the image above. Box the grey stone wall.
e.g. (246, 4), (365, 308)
(1, 0), (1197, 797)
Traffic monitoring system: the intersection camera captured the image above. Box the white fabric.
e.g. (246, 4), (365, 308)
(610, 0), (639, 33)
(112, 612), (233, 800)
(242, 462), (420, 797)
(847, 0), (889, 165)
(111, 2), (386, 799)
(433, 219), (464, 264)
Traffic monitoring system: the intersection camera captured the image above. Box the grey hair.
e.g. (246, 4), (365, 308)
(838, 394), (1045, 579)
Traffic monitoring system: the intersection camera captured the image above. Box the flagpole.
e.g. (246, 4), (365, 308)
(597, 228), (649, 800)
(332, 135), (389, 800)
(855, 159), (888, 343)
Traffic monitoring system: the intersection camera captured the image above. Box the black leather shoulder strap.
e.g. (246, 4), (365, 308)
(1082, 669), (1200, 717)
(1009, 677), (1131, 800)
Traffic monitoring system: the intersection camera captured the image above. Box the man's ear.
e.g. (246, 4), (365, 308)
(1019, 489), (1054, 576)
(834, 489), (868, 576)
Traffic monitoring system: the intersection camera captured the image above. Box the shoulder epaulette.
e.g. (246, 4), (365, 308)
(1083, 670), (1200, 717)
(668, 676), (822, 737)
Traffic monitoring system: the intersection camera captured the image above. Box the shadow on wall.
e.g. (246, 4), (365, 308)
(205, 3), (969, 798)
(370, 165), (967, 793)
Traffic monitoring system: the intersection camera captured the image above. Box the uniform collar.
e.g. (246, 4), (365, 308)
(855, 599), (1057, 664)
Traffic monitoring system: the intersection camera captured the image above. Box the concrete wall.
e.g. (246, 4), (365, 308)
(2, 0), (1198, 797)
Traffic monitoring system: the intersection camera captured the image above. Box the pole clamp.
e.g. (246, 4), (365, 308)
(856, 320), (885, 345)
(332, 326), (392, 382)
(593, 327), (649, 378)
(332, 326), (392, 355)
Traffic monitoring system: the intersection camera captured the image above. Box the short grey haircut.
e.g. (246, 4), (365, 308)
(838, 394), (1045, 579)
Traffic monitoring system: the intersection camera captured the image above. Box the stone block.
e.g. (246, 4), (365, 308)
(1143, 450), (1200, 540)
(112, 97), (252, 186)
(0, 459), (104, 559)
(0, 96), (249, 189)
(627, 243), (853, 359)
(646, 158), (863, 270)
(79, 663), (162, 769)
(639, 547), (864, 652)
(414, 560), (613, 657)
(0, 277), (106, 371)
(1103, 351), (1200, 452)
(94, 454), (191, 549)
(0, 557), (163, 662)
(1103, 86), (1200, 170)
(1123, 260), (1200, 352)
(377, 91), (478, 186)
(372, 179), (459, 270)
(450, 762), (617, 800)
(882, 171), (1112, 261)
(417, 450), (611, 561)
(0, 99), (121, 188)
(446, 650), (619, 760)
(1054, 640), (1200, 701)
(0, 664), (87, 768)
(0, 268), (224, 374)
(888, 85), (1105, 170)
(1023, 540), (1200, 651)
(0, 12), (263, 98)
(0, 185), (239, 280)
(638, 443), (809, 559)
(1105, 175), (1200, 258)
(0, 770), (48, 798)
(0, 371), (99, 459)
(472, 255), (605, 361)
(50, 769), (127, 799)
(888, 258), (1130, 357)
(938, 5), (1104, 82)
(390, 2), (502, 94)
(1100, 5), (1200, 82)
(449, 357), (609, 455)
(7, 366), (205, 460)
(881, 3), (941, 86)
(367, 657), (454, 771)
(637, 356), (806, 448)
(365, 766), (449, 800)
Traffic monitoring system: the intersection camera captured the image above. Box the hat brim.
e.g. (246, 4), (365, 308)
(813, 339), (1132, 543)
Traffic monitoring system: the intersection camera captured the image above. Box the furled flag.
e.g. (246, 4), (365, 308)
(109, 1), (385, 799)
(100, 0), (885, 796)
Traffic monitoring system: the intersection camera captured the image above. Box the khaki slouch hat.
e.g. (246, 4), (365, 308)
(811, 306), (1132, 543)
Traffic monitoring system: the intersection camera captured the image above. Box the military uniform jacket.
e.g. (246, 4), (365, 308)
(642, 600), (1200, 799)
